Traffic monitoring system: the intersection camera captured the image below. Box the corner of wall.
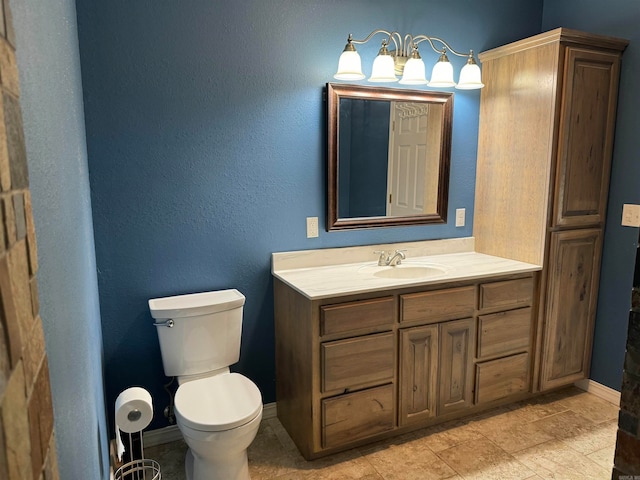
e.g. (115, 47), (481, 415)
(0, 1), (59, 477)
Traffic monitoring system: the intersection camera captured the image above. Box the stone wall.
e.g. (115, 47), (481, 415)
(613, 231), (640, 477)
(0, 0), (58, 478)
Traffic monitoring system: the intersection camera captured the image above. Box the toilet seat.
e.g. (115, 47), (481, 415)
(175, 373), (262, 432)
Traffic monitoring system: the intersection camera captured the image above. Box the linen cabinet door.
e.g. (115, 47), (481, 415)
(553, 47), (622, 228)
(540, 229), (602, 390)
(438, 318), (475, 415)
(399, 325), (438, 426)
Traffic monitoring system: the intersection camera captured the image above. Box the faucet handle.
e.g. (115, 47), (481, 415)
(374, 250), (389, 266)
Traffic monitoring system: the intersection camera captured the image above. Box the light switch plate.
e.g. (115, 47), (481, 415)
(455, 208), (465, 227)
(306, 217), (319, 238)
(622, 204), (640, 227)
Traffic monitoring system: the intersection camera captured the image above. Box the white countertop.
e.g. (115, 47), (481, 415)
(272, 238), (541, 300)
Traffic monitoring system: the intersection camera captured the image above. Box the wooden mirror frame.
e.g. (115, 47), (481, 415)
(327, 83), (453, 231)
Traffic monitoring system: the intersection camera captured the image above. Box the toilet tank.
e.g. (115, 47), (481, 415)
(149, 289), (245, 377)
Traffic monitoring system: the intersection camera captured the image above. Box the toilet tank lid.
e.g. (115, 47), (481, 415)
(148, 289), (245, 319)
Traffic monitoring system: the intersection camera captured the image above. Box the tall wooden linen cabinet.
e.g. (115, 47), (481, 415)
(473, 28), (628, 391)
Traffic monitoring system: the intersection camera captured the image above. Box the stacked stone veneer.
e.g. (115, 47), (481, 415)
(613, 231), (640, 478)
(0, 1), (59, 479)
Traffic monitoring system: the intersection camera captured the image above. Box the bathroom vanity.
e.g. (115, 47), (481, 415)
(272, 27), (628, 461)
(272, 239), (541, 459)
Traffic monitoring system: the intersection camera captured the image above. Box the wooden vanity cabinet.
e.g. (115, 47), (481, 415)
(475, 277), (534, 405)
(319, 298), (397, 450)
(398, 287), (476, 426)
(275, 273), (537, 459)
(473, 28), (627, 391)
(274, 282), (398, 459)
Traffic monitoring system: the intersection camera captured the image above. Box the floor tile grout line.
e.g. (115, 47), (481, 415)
(449, 433), (539, 479)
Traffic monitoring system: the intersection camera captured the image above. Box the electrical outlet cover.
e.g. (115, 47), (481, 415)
(622, 204), (640, 227)
(455, 208), (465, 227)
(306, 217), (319, 238)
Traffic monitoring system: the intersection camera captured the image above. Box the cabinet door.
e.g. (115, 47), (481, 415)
(540, 229), (602, 390)
(399, 325), (438, 426)
(438, 318), (475, 414)
(553, 47), (622, 228)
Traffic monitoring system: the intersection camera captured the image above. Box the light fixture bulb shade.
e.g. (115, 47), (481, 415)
(334, 50), (365, 80)
(399, 57), (427, 85)
(369, 54), (398, 82)
(428, 58), (456, 87)
(456, 62), (484, 89)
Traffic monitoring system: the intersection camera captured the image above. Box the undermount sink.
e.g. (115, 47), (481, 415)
(358, 262), (448, 279)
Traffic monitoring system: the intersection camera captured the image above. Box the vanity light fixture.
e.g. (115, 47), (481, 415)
(334, 30), (484, 89)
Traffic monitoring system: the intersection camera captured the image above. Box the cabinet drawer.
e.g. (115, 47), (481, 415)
(321, 332), (394, 392)
(401, 286), (475, 324)
(477, 307), (532, 359)
(322, 384), (394, 449)
(475, 353), (530, 404)
(321, 297), (395, 336)
(479, 277), (533, 311)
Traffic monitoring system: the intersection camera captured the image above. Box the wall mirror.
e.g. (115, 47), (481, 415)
(327, 83), (453, 231)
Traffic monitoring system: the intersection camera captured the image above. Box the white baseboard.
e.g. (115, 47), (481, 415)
(143, 402), (277, 448)
(574, 379), (621, 406)
(262, 401), (277, 420)
(143, 424), (183, 448)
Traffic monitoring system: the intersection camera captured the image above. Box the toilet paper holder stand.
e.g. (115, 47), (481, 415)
(114, 387), (161, 480)
(115, 425), (161, 480)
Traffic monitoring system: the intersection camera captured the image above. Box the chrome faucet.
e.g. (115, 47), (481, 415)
(374, 249), (406, 266)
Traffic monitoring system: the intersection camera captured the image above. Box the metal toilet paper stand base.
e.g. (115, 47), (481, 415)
(115, 410), (161, 480)
(114, 458), (161, 480)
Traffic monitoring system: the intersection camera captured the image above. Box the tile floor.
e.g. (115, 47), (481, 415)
(144, 386), (619, 479)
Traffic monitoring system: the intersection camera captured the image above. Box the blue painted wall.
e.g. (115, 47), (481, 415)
(543, 0), (640, 391)
(12, 0), (109, 478)
(75, 0), (542, 430)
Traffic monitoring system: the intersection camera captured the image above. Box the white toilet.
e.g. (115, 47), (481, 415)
(149, 289), (263, 480)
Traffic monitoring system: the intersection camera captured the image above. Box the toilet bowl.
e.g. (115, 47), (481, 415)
(176, 372), (263, 480)
(149, 289), (263, 480)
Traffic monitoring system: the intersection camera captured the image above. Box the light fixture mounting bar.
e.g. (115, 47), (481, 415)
(412, 35), (472, 57)
(346, 29), (403, 54)
(345, 30), (472, 58)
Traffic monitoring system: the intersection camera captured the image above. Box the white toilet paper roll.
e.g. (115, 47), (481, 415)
(116, 387), (154, 433)
(115, 387), (153, 461)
